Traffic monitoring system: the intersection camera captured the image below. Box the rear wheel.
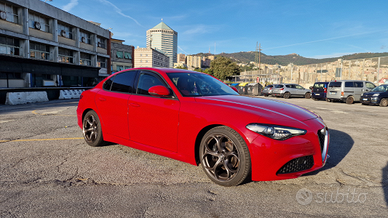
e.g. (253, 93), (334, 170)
(199, 126), (251, 186)
(380, 98), (388, 107)
(284, 92), (291, 99)
(345, 96), (354, 104)
(326, 98), (332, 102)
(82, 110), (105, 147)
(305, 92), (311, 99)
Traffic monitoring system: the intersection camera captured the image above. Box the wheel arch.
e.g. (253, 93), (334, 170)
(194, 124), (222, 165)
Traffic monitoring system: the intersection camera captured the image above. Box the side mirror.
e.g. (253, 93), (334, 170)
(148, 85), (171, 97)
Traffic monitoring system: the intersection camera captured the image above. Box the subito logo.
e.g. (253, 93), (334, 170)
(296, 188), (313, 205)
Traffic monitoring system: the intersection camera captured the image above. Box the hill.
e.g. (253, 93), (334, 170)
(196, 52), (388, 66)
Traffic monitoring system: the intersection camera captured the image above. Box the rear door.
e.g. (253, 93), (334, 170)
(95, 70), (137, 139)
(327, 82), (342, 99)
(352, 82), (363, 101)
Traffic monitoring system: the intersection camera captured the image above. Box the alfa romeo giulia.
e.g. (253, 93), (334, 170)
(77, 68), (329, 186)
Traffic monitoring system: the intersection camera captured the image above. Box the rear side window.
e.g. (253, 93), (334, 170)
(111, 71), (137, 93)
(354, 82), (363, 87)
(345, 82), (354, 87)
(103, 77), (113, 90)
(275, 84), (283, 88)
(329, 82), (341, 87)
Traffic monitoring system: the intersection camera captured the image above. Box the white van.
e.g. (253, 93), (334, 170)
(326, 80), (376, 104)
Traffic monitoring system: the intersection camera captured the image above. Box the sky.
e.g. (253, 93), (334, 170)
(47, 0), (388, 59)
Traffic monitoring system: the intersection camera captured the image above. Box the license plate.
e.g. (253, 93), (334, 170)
(315, 93), (320, 95)
(330, 92), (336, 95)
(363, 98), (368, 101)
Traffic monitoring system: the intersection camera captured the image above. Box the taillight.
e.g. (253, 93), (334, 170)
(324, 88), (327, 93)
(341, 92), (344, 96)
(280, 88), (284, 91)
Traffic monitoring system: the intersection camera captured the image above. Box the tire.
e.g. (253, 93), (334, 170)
(380, 98), (388, 107)
(199, 126), (251, 186)
(305, 92), (311, 99)
(82, 110), (105, 147)
(345, 96), (354, 104)
(326, 98), (332, 102)
(284, 92), (291, 99)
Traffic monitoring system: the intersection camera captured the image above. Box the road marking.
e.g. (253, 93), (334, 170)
(31, 110), (76, 117)
(0, 137), (83, 143)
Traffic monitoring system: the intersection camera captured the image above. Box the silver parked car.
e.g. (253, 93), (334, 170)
(262, 84), (277, 97)
(326, 80), (376, 104)
(271, 83), (311, 99)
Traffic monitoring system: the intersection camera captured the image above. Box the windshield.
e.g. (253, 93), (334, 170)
(371, 85), (388, 92)
(167, 72), (238, 96)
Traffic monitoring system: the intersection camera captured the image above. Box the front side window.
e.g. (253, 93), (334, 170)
(168, 72), (238, 97)
(30, 42), (50, 60)
(366, 82), (376, 89)
(136, 73), (166, 95)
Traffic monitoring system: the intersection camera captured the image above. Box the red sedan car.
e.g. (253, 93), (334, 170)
(77, 68), (329, 186)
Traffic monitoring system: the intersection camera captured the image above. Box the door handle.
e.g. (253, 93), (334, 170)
(98, 97), (106, 102)
(130, 103), (140, 107)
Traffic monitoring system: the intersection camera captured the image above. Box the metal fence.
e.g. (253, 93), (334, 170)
(239, 56), (388, 87)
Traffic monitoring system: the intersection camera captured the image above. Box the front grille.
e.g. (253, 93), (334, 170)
(277, 156), (314, 175)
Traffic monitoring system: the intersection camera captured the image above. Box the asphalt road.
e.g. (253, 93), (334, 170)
(0, 97), (387, 217)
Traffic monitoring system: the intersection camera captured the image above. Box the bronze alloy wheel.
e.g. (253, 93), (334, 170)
(200, 126), (251, 186)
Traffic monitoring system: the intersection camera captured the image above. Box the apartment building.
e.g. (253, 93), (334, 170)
(111, 38), (134, 73)
(134, 47), (169, 68)
(0, 0), (111, 88)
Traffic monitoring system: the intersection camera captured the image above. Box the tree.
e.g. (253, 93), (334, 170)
(210, 56), (240, 80)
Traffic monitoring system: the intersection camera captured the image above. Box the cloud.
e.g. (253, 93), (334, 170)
(62, 0), (78, 12)
(98, 0), (142, 27)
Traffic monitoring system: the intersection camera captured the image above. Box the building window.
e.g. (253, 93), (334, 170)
(116, 65), (124, 71)
(58, 23), (73, 39)
(97, 56), (106, 68)
(116, 51), (123, 58)
(0, 35), (19, 56)
(124, 52), (132, 59)
(0, 72), (21, 79)
(80, 53), (91, 66)
(79, 31), (91, 44)
(0, 2), (18, 23)
(29, 13), (50, 33)
(58, 48), (73, 63)
(97, 37), (106, 48)
(30, 42), (50, 60)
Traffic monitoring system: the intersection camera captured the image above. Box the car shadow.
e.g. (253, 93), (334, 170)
(304, 128), (354, 176)
(383, 162), (388, 207)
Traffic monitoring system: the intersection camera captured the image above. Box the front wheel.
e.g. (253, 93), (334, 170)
(380, 98), (388, 107)
(82, 110), (105, 147)
(199, 126), (251, 186)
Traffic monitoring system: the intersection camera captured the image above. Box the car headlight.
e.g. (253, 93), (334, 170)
(373, 93), (380, 97)
(246, 123), (307, 140)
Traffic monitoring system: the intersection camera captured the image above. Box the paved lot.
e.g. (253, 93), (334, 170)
(0, 97), (387, 217)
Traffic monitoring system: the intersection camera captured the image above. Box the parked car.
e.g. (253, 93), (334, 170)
(311, 82), (329, 101)
(271, 83), (311, 99)
(326, 80), (376, 104)
(360, 84), (388, 107)
(77, 68), (329, 186)
(262, 84), (275, 97)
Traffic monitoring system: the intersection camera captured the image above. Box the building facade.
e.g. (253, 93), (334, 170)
(134, 47), (169, 68)
(111, 38), (134, 73)
(0, 0), (111, 88)
(146, 21), (177, 68)
(186, 55), (202, 70)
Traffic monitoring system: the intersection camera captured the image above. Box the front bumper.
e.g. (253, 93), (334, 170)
(360, 96), (380, 105)
(249, 118), (329, 181)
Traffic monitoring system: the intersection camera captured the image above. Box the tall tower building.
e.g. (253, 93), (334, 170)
(146, 21), (177, 68)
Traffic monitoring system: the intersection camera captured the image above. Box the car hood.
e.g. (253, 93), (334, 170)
(195, 95), (319, 125)
(362, 91), (382, 96)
